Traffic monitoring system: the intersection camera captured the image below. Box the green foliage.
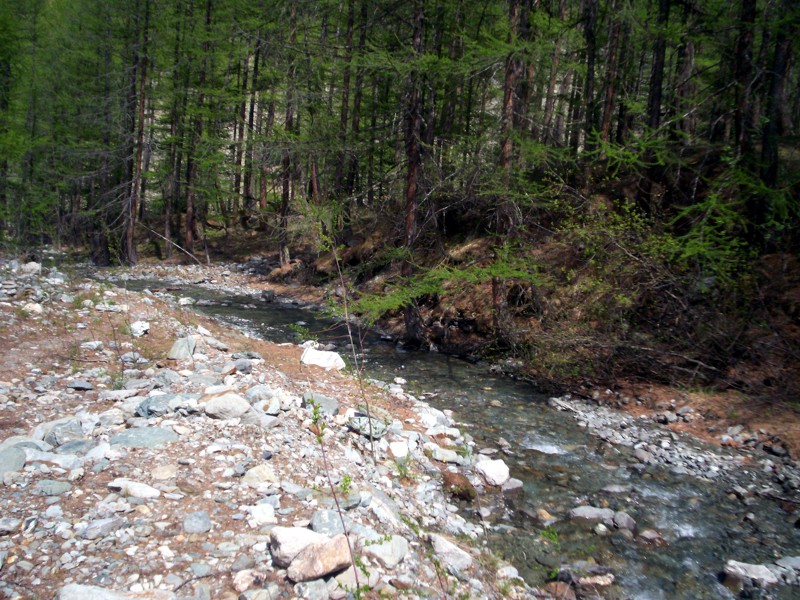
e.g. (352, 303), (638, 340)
(353, 251), (543, 323)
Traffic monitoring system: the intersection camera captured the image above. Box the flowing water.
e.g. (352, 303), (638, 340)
(122, 279), (800, 599)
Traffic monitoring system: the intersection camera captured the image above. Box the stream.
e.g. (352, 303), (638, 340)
(118, 277), (800, 599)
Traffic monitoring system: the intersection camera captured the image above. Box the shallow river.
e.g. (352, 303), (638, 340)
(122, 279), (800, 599)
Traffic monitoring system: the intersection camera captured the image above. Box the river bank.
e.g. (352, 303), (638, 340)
(0, 257), (539, 599)
(3, 256), (800, 599)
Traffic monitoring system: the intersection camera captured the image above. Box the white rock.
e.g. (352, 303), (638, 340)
(108, 478), (161, 499)
(388, 441), (409, 460)
(130, 321), (150, 337)
(724, 560), (779, 586)
(201, 391), (251, 420)
(475, 458), (510, 486)
(22, 302), (43, 315)
(429, 533), (473, 572)
(248, 503), (277, 526)
(300, 347), (346, 371)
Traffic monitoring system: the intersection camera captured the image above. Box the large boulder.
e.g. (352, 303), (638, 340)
(286, 533), (351, 582)
(475, 458), (510, 486)
(269, 526), (329, 568)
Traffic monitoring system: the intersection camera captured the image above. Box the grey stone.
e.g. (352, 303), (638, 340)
(293, 579), (329, 600)
(35, 479), (72, 496)
(362, 534), (409, 569)
(347, 416), (387, 440)
(120, 352), (146, 364)
(57, 583), (176, 599)
(82, 517), (125, 540)
(234, 358), (253, 374)
(183, 511), (212, 534)
(309, 509), (350, 537)
(569, 506), (615, 522)
(154, 369), (182, 387)
(303, 391), (340, 416)
(724, 560), (779, 586)
(109, 427), (178, 449)
(232, 351), (262, 360)
(776, 556), (800, 571)
(633, 448), (655, 464)
(56, 439), (96, 455)
(429, 533), (473, 573)
(23, 448), (82, 470)
(33, 417), (81, 445)
(613, 511), (636, 531)
(0, 518), (22, 535)
(135, 396), (172, 418)
(0, 446), (25, 477)
(168, 337), (196, 360)
(67, 380), (93, 391)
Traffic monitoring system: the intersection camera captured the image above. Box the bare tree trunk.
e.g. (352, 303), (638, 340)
(734, 0), (756, 158)
(279, 6), (297, 267)
(647, 0), (670, 131)
(600, 3), (620, 143)
(186, 0), (213, 257)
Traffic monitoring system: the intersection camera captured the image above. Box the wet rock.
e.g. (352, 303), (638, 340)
(475, 458), (510, 486)
(286, 533), (351, 582)
(776, 556), (800, 571)
(569, 506), (615, 523)
(723, 559), (779, 587)
(637, 529), (667, 546)
(424, 442), (464, 465)
(613, 511), (636, 531)
(442, 471), (477, 501)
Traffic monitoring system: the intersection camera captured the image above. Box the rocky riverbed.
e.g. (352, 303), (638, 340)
(0, 258), (537, 599)
(3, 256), (800, 599)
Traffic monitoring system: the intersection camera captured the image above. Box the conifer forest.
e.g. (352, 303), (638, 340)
(0, 0), (799, 394)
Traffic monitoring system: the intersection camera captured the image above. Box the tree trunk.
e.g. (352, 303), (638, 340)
(125, 0), (151, 266)
(402, 2), (425, 346)
(279, 6), (297, 267)
(646, 0), (670, 131)
(186, 0), (213, 257)
(760, 2), (791, 194)
(734, 0), (757, 158)
(600, 5), (621, 143)
(583, 0), (598, 152)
